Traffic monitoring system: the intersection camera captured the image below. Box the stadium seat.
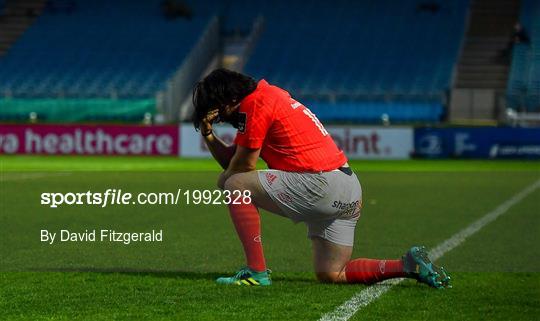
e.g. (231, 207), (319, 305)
(506, 0), (540, 111)
(305, 100), (444, 124)
(0, 0), (471, 123)
(0, 0), (210, 99)
(239, 0), (470, 123)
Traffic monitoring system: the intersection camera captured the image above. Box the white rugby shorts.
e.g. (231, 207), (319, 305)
(257, 168), (362, 246)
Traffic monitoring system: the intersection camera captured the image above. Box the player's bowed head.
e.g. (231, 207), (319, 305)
(192, 68), (258, 136)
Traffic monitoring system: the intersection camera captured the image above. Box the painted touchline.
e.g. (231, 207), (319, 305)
(319, 178), (540, 321)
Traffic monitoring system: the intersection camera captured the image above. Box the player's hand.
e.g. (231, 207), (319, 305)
(200, 109), (219, 136)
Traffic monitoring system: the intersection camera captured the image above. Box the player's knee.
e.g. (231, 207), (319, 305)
(223, 174), (246, 191)
(315, 271), (342, 283)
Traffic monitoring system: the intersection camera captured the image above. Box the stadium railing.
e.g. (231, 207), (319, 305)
(157, 15), (220, 123)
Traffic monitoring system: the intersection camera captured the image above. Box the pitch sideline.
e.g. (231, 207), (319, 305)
(319, 178), (540, 321)
(0, 172), (71, 182)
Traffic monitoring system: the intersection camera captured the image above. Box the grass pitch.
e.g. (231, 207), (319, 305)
(1, 156), (539, 320)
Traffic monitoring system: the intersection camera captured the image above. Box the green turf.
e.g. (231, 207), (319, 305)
(1, 155), (539, 171)
(0, 156), (539, 320)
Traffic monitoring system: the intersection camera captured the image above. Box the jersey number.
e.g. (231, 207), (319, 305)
(303, 108), (329, 136)
(291, 99), (329, 136)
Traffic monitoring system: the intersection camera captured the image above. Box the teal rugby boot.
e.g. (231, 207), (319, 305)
(403, 246), (451, 288)
(216, 267), (272, 286)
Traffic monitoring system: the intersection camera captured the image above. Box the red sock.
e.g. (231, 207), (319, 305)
(344, 258), (406, 284)
(227, 202), (266, 272)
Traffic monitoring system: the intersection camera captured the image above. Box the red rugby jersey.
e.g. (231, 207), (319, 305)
(234, 80), (347, 172)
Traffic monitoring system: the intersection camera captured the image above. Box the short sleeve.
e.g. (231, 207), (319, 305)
(234, 96), (273, 149)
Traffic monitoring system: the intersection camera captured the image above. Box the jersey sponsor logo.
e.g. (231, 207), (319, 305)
(237, 112), (247, 133)
(265, 172), (277, 185)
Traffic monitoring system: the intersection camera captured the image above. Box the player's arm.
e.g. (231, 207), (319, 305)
(200, 108), (236, 169)
(204, 133), (236, 170)
(217, 145), (260, 189)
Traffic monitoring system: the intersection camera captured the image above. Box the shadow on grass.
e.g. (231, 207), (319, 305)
(14, 269), (436, 288)
(27, 267), (317, 283)
(29, 267), (222, 281)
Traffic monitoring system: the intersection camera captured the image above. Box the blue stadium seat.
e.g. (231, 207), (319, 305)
(305, 100), (443, 124)
(0, 0), (471, 123)
(0, 0), (211, 99)
(507, 0), (540, 111)
(238, 0), (469, 123)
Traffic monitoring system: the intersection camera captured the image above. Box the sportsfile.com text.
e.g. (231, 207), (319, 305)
(40, 189), (252, 208)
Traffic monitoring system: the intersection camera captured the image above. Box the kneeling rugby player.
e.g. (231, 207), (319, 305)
(192, 68), (450, 288)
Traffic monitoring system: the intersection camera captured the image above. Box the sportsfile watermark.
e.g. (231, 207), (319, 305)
(40, 188), (252, 208)
(2, 170), (538, 273)
(40, 229), (163, 245)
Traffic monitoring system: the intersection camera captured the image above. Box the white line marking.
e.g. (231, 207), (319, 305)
(319, 178), (540, 321)
(0, 172), (70, 182)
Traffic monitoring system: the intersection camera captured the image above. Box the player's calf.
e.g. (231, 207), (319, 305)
(344, 258), (406, 284)
(343, 246), (451, 288)
(217, 171), (285, 282)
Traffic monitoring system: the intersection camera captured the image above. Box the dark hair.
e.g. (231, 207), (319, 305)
(192, 68), (257, 130)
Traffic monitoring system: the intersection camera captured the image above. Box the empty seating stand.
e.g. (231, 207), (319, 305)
(0, 0), (472, 123)
(0, 0), (209, 99)
(507, 0), (540, 112)
(240, 0), (469, 123)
